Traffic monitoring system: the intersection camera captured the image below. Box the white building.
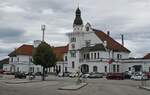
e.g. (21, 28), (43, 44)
(3, 7), (150, 74)
(65, 7), (131, 74)
(3, 41), (68, 74)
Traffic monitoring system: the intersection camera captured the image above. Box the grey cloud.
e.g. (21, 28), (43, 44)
(0, 27), (29, 43)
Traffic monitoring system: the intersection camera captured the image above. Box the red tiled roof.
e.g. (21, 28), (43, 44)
(94, 29), (130, 53)
(143, 53), (150, 59)
(53, 45), (68, 61)
(8, 44), (68, 61)
(8, 45), (33, 56)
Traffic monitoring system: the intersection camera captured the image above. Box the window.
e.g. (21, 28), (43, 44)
(17, 67), (19, 72)
(29, 58), (32, 62)
(117, 54), (122, 59)
(85, 40), (91, 47)
(105, 66), (107, 72)
(129, 67), (131, 71)
(94, 53), (96, 59)
(97, 52), (100, 59)
(11, 58), (13, 62)
(65, 56), (67, 61)
(71, 44), (75, 49)
(71, 37), (76, 42)
(59, 65), (61, 72)
(117, 65), (119, 72)
(113, 64), (116, 72)
(29, 67), (34, 72)
(91, 53), (93, 59)
(17, 58), (19, 62)
(71, 52), (76, 57)
(84, 54), (86, 59)
(37, 67), (39, 72)
(93, 66), (98, 72)
(65, 67), (67, 72)
(72, 61), (75, 68)
(87, 53), (90, 60)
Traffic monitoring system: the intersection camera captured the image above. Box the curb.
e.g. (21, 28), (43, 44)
(59, 83), (88, 90)
(138, 86), (150, 91)
(5, 80), (41, 84)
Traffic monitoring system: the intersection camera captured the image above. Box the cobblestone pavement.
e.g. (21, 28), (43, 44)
(0, 75), (150, 95)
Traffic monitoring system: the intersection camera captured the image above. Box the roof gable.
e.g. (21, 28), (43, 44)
(93, 29), (130, 53)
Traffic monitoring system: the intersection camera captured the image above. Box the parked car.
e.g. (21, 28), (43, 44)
(106, 73), (124, 80)
(15, 72), (26, 79)
(81, 73), (90, 78)
(69, 72), (78, 78)
(3, 71), (12, 75)
(58, 72), (70, 77)
(35, 72), (42, 76)
(88, 72), (103, 78)
(131, 73), (148, 80)
(0, 70), (5, 74)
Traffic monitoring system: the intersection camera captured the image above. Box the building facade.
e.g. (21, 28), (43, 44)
(3, 7), (150, 74)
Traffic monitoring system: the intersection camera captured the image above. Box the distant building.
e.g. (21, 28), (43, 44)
(0, 58), (9, 70)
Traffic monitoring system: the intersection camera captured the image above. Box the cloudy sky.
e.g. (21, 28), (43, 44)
(0, 0), (150, 60)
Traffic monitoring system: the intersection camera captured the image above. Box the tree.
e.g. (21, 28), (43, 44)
(32, 41), (57, 81)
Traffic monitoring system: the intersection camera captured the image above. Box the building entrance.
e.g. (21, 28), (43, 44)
(81, 64), (89, 74)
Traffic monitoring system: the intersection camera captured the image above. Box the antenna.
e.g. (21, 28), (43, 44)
(77, 0), (79, 8)
(121, 34), (124, 46)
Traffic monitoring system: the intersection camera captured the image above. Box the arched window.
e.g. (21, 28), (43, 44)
(93, 66), (98, 72)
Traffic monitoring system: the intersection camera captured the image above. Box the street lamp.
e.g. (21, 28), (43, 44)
(41, 25), (46, 42)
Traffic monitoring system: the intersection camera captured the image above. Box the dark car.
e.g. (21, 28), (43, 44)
(106, 73), (124, 80)
(88, 72), (103, 78)
(15, 72), (26, 79)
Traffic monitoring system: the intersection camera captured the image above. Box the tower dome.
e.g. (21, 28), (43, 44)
(73, 7), (83, 27)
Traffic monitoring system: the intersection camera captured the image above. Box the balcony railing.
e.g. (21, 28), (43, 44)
(79, 58), (111, 63)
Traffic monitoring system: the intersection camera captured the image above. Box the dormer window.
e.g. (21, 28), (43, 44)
(85, 22), (91, 32)
(86, 27), (89, 31)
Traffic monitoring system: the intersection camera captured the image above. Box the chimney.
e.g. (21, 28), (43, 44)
(121, 34), (124, 46)
(107, 31), (110, 36)
(104, 40), (107, 47)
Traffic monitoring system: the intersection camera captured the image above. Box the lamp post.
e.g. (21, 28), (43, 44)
(41, 25), (46, 42)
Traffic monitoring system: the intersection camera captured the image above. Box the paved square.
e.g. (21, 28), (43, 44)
(0, 75), (150, 95)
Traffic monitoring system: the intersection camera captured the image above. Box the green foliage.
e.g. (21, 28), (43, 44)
(32, 41), (57, 68)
